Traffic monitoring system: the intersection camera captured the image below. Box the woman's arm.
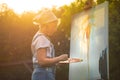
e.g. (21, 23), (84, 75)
(37, 48), (68, 67)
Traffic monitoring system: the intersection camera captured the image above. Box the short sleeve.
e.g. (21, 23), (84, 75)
(33, 35), (50, 50)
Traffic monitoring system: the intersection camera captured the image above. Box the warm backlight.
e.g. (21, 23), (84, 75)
(0, 0), (74, 14)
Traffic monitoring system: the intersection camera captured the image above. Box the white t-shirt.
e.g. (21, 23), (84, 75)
(31, 31), (55, 63)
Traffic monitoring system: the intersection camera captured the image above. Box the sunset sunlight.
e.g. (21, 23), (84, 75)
(0, 0), (74, 14)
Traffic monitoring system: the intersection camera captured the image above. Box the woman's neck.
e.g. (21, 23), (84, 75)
(38, 28), (50, 37)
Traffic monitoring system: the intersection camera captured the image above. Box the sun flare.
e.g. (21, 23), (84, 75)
(0, 0), (74, 14)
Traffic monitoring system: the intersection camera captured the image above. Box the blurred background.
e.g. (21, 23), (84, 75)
(0, 0), (120, 80)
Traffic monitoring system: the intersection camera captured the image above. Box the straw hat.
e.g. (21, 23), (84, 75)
(33, 9), (59, 26)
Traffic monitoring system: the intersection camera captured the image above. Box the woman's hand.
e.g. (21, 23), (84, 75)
(59, 54), (68, 61)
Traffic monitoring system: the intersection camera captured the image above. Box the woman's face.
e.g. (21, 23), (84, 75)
(46, 20), (58, 36)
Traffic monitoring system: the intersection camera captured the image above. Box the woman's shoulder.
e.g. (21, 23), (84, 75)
(33, 32), (50, 43)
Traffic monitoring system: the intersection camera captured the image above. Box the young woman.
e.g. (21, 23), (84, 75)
(31, 9), (68, 80)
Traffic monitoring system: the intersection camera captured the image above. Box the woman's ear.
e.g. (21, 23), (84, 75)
(42, 24), (49, 31)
